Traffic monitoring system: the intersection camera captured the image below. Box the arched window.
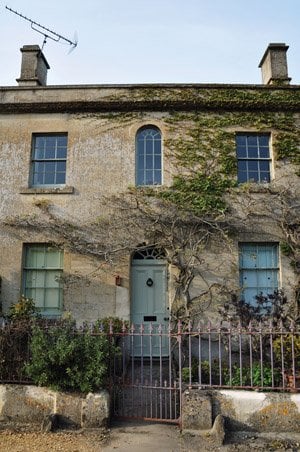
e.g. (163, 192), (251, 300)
(132, 246), (166, 260)
(136, 126), (162, 186)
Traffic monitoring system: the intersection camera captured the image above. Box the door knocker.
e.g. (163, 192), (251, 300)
(146, 278), (154, 287)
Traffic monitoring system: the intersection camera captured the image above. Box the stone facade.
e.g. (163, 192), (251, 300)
(0, 43), (299, 325)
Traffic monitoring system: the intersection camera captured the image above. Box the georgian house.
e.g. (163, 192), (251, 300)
(0, 43), (299, 331)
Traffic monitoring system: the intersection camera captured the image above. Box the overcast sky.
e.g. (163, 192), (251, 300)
(0, 0), (299, 86)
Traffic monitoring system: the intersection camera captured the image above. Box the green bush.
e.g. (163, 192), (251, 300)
(182, 358), (227, 385)
(181, 358), (282, 388)
(273, 335), (300, 370)
(8, 295), (40, 321)
(225, 362), (282, 387)
(25, 320), (115, 393)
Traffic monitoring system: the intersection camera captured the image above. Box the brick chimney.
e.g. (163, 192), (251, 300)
(16, 45), (50, 86)
(259, 43), (291, 85)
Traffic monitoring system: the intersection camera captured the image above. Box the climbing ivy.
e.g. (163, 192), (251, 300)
(153, 111), (300, 215)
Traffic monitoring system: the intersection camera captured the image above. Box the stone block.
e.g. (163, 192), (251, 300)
(182, 390), (212, 430)
(56, 392), (83, 428)
(0, 385), (54, 425)
(81, 391), (110, 428)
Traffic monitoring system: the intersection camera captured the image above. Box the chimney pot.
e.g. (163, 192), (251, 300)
(259, 43), (291, 85)
(16, 45), (50, 87)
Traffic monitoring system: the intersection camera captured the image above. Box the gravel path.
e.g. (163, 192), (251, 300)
(1, 424), (300, 451)
(0, 429), (109, 452)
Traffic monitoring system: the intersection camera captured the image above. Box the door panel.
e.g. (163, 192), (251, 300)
(131, 261), (168, 356)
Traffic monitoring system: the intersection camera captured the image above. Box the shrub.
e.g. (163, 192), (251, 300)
(182, 358), (227, 385)
(225, 362), (282, 387)
(8, 295), (40, 321)
(181, 358), (282, 388)
(25, 320), (115, 393)
(273, 335), (300, 370)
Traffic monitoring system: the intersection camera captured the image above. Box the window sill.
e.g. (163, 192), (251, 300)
(20, 186), (75, 195)
(234, 182), (280, 194)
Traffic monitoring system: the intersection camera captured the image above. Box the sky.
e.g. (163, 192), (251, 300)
(0, 0), (299, 86)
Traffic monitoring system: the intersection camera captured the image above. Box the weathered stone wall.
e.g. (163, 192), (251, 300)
(0, 385), (109, 430)
(182, 389), (300, 432)
(0, 100), (298, 323)
(0, 112), (171, 322)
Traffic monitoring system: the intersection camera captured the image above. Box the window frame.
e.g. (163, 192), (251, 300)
(239, 242), (279, 306)
(135, 126), (162, 186)
(22, 244), (64, 317)
(30, 133), (68, 188)
(236, 133), (272, 184)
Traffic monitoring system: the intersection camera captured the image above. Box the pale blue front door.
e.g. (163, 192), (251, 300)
(131, 259), (168, 356)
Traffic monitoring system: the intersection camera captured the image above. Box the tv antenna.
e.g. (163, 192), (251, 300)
(5, 5), (78, 52)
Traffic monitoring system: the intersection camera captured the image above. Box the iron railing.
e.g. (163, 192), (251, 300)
(111, 320), (300, 392)
(0, 320), (299, 392)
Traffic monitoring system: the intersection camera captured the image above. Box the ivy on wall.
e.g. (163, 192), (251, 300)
(152, 111), (300, 215)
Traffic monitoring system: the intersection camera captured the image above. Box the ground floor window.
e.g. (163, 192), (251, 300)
(239, 242), (279, 305)
(23, 244), (63, 316)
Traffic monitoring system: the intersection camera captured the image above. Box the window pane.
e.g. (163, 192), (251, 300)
(248, 161), (258, 171)
(23, 245), (63, 316)
(239, 243), (279, 305)
(44, 173), (55, 184)
(260, 172), (270, 183)
(57, 136), (67, 146)
(154, 155), (162, 170)
(236, 146), (247, 158)
(248, 147), (259, 158)
(154, 140), (161, 154)
(236, 135), (246, 145)
(154, 170), (162, 185)
(45, 289), (60, 308)
(248, 171), (258, 181)
(137, 154), (144, 170)
(55, 173), (66, 184)
(33, 147), (45, 159)
(26, 247), (45, 267)
(247, 136), (258, 146)
(46, 249), (62, 267)
(236, 134), (271, 184)
(258, 135), (269, 146)
(33, 162), (45, 173)
(237, 172), (248, 183)
(56, 147), (67, 159)
(31, 288), (45, 308)
(136, 127), (161, 186)
(45, 162), (55, 173)
(146, 139), (153, 154)
(56, 161), (66, 172)
(31, 271), (46, 288)
(45, 147), (55, 159)
(238, 161), (247, 171)
(31, 134), (67, 187)
(259, 161), (270, 172)
(146, 154), (153, 169)
(33, 174), (43, 185)
(137, 170), (145, 185)
(259, 148), (269, 158)
(145, 171), (154, 185)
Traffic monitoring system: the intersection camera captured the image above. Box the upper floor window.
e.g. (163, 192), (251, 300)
(236, 134), (271, 183)
(23, 244), (64, 317)
(239, 243), (279, 306)
(31, 134), (67, 187)
(136, 126), (162, 186)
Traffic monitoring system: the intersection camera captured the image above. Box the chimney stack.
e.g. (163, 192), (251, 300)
(17, 45), (50, 87)
(259, 43), (291, 85)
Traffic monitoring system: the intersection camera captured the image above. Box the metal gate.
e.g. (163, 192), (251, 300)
(110, 323), (181, 424)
